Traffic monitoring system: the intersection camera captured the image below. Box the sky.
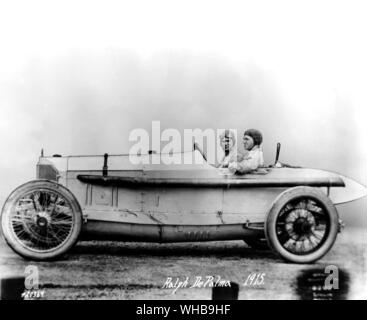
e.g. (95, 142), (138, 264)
(1, 0), (367, 225)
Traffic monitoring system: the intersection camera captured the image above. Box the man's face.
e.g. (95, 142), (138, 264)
(220, 136), (234, 152)
(243, 135), (254, 151)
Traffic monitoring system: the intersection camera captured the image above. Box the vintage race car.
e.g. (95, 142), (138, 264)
(1, 145), (367, 263)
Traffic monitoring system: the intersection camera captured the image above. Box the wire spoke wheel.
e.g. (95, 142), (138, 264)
(265, 186), (339, 263)
(276, 198), (329, 255)
(1, 181), (82, 260)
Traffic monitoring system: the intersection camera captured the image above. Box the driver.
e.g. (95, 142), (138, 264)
(194, 129), (242, 168)
(217, 129), (240, 168)
(228, 129), (264, 174)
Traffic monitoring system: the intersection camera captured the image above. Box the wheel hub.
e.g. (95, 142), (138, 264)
(35, 211), (51, 228)
(285, 208), (316, 240)
(37, 217), (48, 228)
(293, 217), (312, 235)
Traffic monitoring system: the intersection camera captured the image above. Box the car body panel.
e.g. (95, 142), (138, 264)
(3, 149), (366, 262)
(34, 150), (367, 232)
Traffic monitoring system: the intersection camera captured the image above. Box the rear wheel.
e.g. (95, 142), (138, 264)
(1, 180), (82, 260)
(265, 186), (339, 263)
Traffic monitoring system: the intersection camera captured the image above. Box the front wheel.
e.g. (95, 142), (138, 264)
(1, 180), (82, 260)
(265, 186), (339, 263)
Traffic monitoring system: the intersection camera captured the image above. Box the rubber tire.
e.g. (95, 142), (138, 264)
(1, 180), (82, 261)
(265, 186), (339, 264)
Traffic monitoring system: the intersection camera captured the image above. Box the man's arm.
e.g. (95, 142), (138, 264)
(228, 151), (262, 174)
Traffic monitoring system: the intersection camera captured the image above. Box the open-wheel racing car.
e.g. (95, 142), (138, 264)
(1, 144), (367, 263)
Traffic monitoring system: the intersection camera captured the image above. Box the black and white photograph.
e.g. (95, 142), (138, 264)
(0, 0), (367, 305)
